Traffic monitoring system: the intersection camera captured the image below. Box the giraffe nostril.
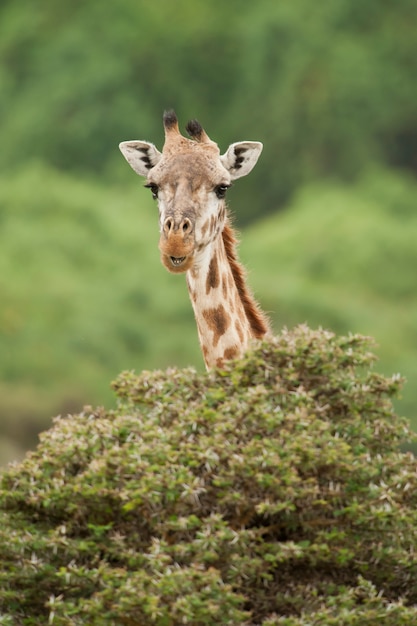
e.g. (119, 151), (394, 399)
(164, 218), (173, 234)
(182, 220), (189, 233)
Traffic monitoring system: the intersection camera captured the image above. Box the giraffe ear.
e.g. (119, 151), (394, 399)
(221, 141), (263, 180)
(119, 140), (162, 176)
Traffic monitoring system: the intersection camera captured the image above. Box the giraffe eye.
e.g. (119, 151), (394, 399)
(144, 183), (159, 200)
(214, 184), (231, 199)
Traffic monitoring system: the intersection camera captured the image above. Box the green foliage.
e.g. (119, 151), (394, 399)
(236, 0), (417, 213)
(1, 327), (416, 624)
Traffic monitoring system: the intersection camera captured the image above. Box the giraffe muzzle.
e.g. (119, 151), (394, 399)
(159, 217), (195, 273)
(159, 235), (194, 273)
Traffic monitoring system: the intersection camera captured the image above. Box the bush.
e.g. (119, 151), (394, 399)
(0, 326), (416, 624)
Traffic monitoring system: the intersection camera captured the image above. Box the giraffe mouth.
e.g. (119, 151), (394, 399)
(161, 252), (193, 274)
(159, 238), (194, 273)
(170, 256), (186, 267)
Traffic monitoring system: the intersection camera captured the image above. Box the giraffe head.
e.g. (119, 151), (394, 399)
(119, 111), (263, 274)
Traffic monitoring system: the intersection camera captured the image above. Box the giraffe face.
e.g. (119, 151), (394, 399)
(147, 151), (231, 274)
(119, 111), (263, 274)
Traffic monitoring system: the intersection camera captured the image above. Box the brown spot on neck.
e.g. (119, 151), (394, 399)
(202, 304), (231, 347)
(221, 222), (270, 339)
(222, 273), (228, 299)
(206, 256), (220, 294)
(223, 345), (239, 360)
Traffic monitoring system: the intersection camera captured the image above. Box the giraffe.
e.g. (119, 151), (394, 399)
(119, 110), (271, 369)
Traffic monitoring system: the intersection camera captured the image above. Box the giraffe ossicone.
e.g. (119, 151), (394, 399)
(119, 110), (271, 369)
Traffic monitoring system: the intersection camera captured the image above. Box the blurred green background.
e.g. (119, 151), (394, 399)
(1, 0), (416, 464)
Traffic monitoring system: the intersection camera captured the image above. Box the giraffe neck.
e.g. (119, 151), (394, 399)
(186, 221), (270, 369)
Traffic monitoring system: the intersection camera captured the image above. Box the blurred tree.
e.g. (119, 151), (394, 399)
(0, 0), (244, 174)
(232, 0), (417, 219)
(0, 0), (415, 222)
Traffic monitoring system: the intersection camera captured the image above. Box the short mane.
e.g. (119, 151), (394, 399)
(222, 221), (270, 339)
